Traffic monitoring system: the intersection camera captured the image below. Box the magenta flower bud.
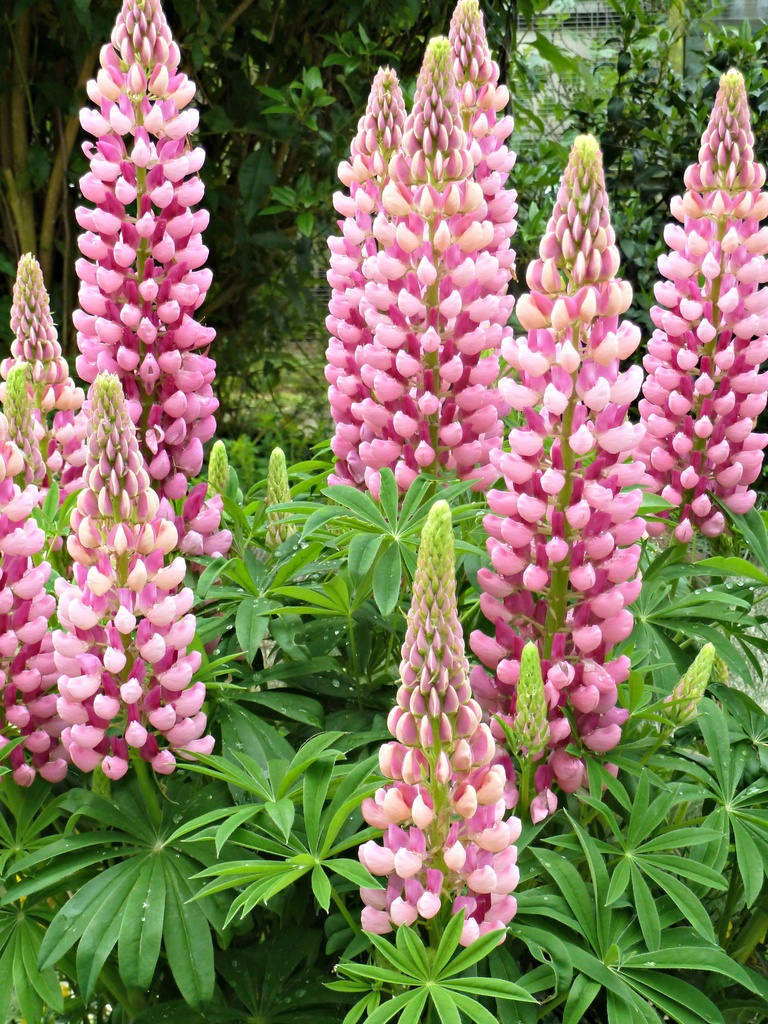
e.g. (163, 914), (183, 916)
(637, 70), (768, 537)
(472, 136), (643, 818)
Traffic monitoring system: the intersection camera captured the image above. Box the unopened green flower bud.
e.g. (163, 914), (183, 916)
(713, 653), (729, 685)
(208, 439), (229, 496)
(4, 363), (44, 485)
(665, 643), (715, 726)
(511, 642), (550, 759)
(266, 446), (294, 550)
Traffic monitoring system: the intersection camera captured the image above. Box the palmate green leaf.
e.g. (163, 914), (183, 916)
(642, 854), (727, 891)
(431, 908), (464, 976)
(0, 939), (16, 1024)
(443, 977), (536, 1002)
(14, 931), (42, 1024)
(17, 918), (62, 1014)
(1, 845), (129, 903)
(695, 556), (768, 584)
(436, 928), (512, 982)
(361, 990), (422, 1024)
(118, 855), (166, 992)
(531, 850), (597, 949)
(368, 931), (423, 978)
(632, 864), (661, 951)
(641, 865), (715, 942)
(321, 755), (379, 856)
(39, 860), (140, 969)
(163, 864), (214, 1008)
(451, 990), (507, 1024)
(373, 541), (402, 616)
(729, 505), (768, 572)
(732, 818), (764, 907)
(430, 985), (461, 1024)
(311, 864), (332, 911)
(624, 972), (724, 1024)
(348, 532), (384, 586)
(77, 891), (126, 1000)
(507, 921), (573, 998)
(339, 962), (416, 987)
(239, 691), (325, 728)
(606, 857), (631, 905)
(325, 858), (381, 890)
(304, 758), (335, 854)
(563, 973), (601, 1024)
(395, 924), (430, 978)
(322, 485), (389, 530)
(265, 797), (296, 842)
(235, 598), (270, 662)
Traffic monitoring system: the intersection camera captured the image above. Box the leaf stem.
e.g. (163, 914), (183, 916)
(133, 753), (163, 831)
(331, 883), (360, 935)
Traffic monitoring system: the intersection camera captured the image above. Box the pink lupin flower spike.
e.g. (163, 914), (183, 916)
(328, 34), (515, 499)
(1, 254), (86, 499)
(636, 69), (768, 541)
(0, 414), (65, 786)
(327, 67), (406, 488)
(470, 135), (644, 816)
(53, 372), (213, 779)
(359, 501), (520, 947)
(74, 0), (217, 503)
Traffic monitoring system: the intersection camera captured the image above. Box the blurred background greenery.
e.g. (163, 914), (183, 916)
(1, 0), (767, 489)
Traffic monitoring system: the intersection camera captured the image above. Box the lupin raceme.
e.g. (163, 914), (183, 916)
(470, 134), (643, 819)
(637, 69), (768, 542)
(359, 501), (521, 947)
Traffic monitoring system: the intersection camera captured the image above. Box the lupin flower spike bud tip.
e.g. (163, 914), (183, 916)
(53, 371), (213, 779)
(637, 69), (768, 542)
(265, 447), (294, 550)
(470, 134), (643, 818)
(75, 0), (217, 502)
(359, 500), (521, 947)
(665, 642), (715, 727)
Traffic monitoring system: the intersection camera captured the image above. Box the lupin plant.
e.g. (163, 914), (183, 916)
(1, 253), (86, 498)
(53, 372), (212, 779)
(327, 17), (516, 499)
(470, 135), (644, 813)
(358, 501), (521, 946)
(74, 0), (221, 527)
(0, 413), (65, 785)
(637, 69), (768, 543)
(265, 446), (295, 550)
